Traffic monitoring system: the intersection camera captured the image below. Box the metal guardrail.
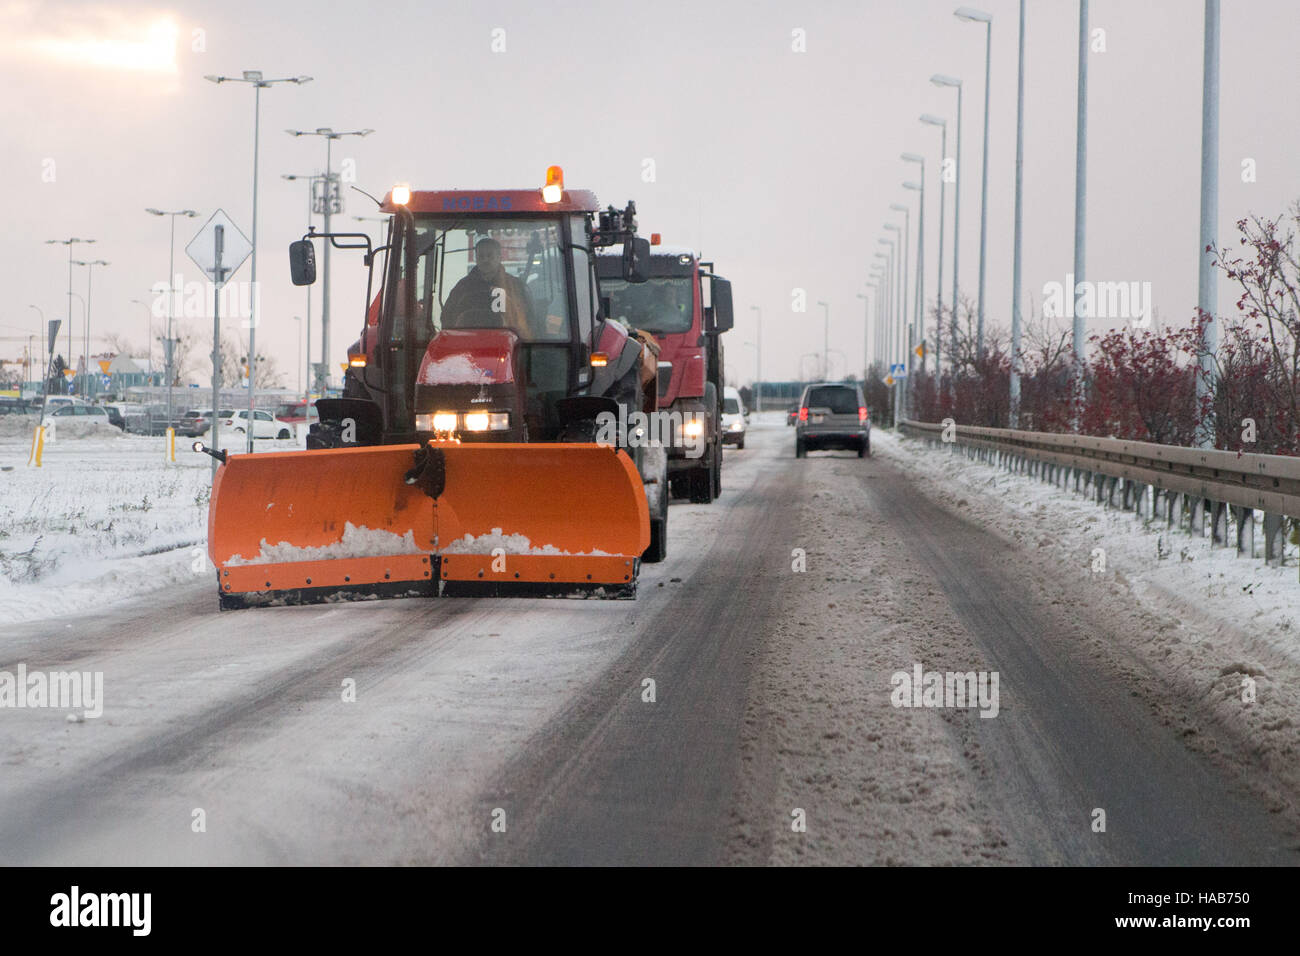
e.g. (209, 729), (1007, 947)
(899, 418), (1299, 570)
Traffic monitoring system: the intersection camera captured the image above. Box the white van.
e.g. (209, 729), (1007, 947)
(721, 386), (747, 449)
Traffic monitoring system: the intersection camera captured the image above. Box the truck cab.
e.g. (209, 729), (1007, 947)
(596, 243), (733, 502)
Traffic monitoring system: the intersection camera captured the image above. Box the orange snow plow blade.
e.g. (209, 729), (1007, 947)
(208, 444), (437, 608)
(431, 443), (648, 594)
(207, 442), (647, 607)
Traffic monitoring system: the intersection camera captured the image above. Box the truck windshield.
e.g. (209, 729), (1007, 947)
(395, 216), (572, 343)
(601, 277), (693, 334)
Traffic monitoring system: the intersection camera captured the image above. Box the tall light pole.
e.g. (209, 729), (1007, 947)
(902, 160), (925, 372)
(889, 205), (911, 367)
(145, 208), (198, 425)
(1009, 0), (1027, 427)
(749, 305), (762, 410)
(72, 260), (108, 397)
(955, 8), (993, 357)
(207, 71), (312, 452)
(286, 126), (374, 394)
(876, 242), (895, 367)
(1196, 0), (1220, 448)
(931, 75), (963, 373)
(130, 299), (153, 376)
(856, 292), (871, 379)
(283, 172), (323, 402)
(1072, 3), (1089, 428)
(919, 116), (947, 376)
(28, 305), (44, 396)
(68, 292), (85, 394)
(869, 271), (884, 366)
(293, 315), (303, 398)
(45, 237), (94, 363)
(816, 301), (830, 380)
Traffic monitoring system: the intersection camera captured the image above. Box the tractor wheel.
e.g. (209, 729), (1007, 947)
(711, 442), (722, 499)
(644, 501), (668, 563)
(277, 428), (291, 439)
(688, 460), (715, 504)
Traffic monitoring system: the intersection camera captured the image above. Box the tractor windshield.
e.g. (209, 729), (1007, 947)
(601, 277), (693, 335)
(396, 216), (572, 343)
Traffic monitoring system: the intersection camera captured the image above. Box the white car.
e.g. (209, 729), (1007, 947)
(220, 408), (293, 440)
(721, 386), (747, 449)
(48, 404), (111, 425)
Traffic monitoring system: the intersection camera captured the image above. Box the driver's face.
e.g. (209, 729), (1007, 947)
(476, 243), (502, 278)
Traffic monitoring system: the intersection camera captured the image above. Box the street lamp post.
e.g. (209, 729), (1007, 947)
(1010, 0), (1027, 427)
(286, 127), (374, 395)
(45, 238), (95, 364)
(1072, 2), (1089, 428)
(1196, 0), (1220, 448)
(902, 159), (925, 372)
(919, 115), (947, 377)
(889, 205), (911, 365)
(955, 7), (994, 357)
(146, 208), (199, 426)
(930, 75), (963, 376)
(283, 172), (324, 402)
(72, 260), (108, 397)
(68, 292), (85, 394)
(856, 292), (871, 380)
(749, 305), (762, 411)
(816, 301), (830, 380)
(207, 71), (312, 452)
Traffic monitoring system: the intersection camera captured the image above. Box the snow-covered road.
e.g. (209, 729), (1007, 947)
(1, 417), (1297, 865)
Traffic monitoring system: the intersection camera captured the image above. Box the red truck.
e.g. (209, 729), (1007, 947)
(597, 240), (733, 502)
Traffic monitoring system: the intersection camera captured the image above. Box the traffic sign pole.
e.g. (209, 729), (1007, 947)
(211, 224), (224, 476)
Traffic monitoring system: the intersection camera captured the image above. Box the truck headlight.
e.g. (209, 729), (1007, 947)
(683, 419), (705, 439)
(415, 413), (433, 431)
(432, 412), (458, 432)
(488, 412), (510, 430)
(464, 412), (490, 432)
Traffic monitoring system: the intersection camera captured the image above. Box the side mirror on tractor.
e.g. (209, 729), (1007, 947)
(706, 277), (734, 333)
(622, 236), (651, 284)
(289, 239), (317, 286)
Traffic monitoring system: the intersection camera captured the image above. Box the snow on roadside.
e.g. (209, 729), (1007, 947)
(0, 432), (211, 624)
(877, 427), (1300, 816)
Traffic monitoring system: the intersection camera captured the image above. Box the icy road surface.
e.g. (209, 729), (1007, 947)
(1, 416), (1297, 865)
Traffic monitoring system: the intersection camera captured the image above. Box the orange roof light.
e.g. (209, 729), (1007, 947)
(590, 351), (609, 367)
(542, 165), (564, 203)
(650, 233), (661, 245)
(391, 183), (411, 206)
(348, 352), (367, 368)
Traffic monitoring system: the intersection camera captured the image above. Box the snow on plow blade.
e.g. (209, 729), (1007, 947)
(208, 445), (437, 608)
(207, 442), (648, 607)
(432, 443), (648, 596)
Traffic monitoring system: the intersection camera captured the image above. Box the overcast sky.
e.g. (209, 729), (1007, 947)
(2, 0), (1297, 388)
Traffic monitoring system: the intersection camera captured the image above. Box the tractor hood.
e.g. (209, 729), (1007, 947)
(419, 329), (519, 386)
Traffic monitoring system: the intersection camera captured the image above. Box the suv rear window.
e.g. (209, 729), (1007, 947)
(805, 386), (859, 414)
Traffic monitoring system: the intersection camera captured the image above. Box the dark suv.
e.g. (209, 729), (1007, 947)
(795, 382), (870, 458)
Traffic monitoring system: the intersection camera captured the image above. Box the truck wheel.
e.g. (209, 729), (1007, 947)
(644, 506), (668, 563)
(795, 437), (806, 458)
(277, 428), (291, 439)
(711, 442), (722, 499)
(737, 435), (745, 450)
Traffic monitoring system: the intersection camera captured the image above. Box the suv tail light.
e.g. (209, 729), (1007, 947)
(859, 406), (868, 423)
(798, 406), (808, 423)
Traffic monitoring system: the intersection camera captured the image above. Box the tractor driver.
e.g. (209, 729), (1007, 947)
(441, 236), (532, 338)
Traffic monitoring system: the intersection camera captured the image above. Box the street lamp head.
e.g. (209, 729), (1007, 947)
(203, 74), (224, 84)
(182, 209), (198, 217)
(884, 223), (901, 232)
(901, 152), (925, 163)
(889, 203), (908, 213)
(315, 127), (333, 136)
(145, 208), (163, 216)
(954, 6), (993, 23)
(292, 76), (313, 84)
(903, 181), (922, 191)
(930, 74), (962, 88)
(242, 70), (264, 82)
(874, 250), (888, 257)
(919, 114), (947, 128)
(856, 293), (869, 300)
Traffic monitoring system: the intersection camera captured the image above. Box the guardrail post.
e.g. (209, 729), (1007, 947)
(1233, 506), (1253, 557)
(1190, 497), (1205, 535)
(1211, 500), (1228, 546)
(1262, 513), (1284, 566)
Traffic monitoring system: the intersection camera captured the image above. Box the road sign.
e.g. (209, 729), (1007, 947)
(100, 374), (111, 388)
(914, 342), (926, 359)
(46, 319), (61, 354)
(889, 363), (907, 378)
(62, 369), (75, 380)
(884, 375), (895, 387)
(186, 209), (252, 285)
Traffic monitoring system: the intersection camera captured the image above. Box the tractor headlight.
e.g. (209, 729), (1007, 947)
(463, 412), (490, 432)
(683, 419), (705, 440)
(488, 412), (510, 430)
(415, 413), (433, 431)
(432, 412), (458, 432)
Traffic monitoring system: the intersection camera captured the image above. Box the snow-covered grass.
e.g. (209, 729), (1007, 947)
(0, 423), (299, 624)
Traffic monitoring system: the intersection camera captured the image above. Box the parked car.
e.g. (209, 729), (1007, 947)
(786, 404), (798, 426)
(221, 408), (293, 440)
(48, 403), (111, 426)
(721, 386), (747, 449)
(273, 400), (319, 429)
(178, 408), (235, 437)
(794, 382), (870, 458)
(42, 396), (84, 413)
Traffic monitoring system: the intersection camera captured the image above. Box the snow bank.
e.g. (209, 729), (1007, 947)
(226, 522), (425, 565)
(439, 528), (611, 556)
